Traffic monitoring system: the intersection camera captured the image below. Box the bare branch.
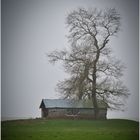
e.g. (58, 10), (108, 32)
(48, 7), (129, 111)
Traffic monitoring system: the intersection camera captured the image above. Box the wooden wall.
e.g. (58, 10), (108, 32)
(41, 108), (107, 119)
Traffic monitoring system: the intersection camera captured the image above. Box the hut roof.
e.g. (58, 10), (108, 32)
(39, 99), (107, 109)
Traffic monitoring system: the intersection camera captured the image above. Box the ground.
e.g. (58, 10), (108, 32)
(1, 119), (139, 140)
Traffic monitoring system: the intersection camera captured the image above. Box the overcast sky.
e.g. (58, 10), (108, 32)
(2, 0), (139, 121)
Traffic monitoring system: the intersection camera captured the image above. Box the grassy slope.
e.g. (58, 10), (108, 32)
(2, 119), (139, 140)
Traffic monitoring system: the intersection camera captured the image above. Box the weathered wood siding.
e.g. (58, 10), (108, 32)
(42, 108), (107, 119)
(41, 108), (48, 118)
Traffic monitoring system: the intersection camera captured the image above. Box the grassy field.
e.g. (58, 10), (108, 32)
(2, 119), (139, 140)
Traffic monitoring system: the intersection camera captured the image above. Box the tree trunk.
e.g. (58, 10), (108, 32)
(92, 51), (100, 119)
(92, 77), (99, 119)
(92, 92), (99, 119)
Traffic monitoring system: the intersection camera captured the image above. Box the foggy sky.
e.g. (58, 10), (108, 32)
(1, 0), (139, 121)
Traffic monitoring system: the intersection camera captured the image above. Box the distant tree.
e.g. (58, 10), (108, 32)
(48, 8), (129, 119)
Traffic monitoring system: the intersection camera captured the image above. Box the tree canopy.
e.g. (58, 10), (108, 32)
(48, 8), (129, 118)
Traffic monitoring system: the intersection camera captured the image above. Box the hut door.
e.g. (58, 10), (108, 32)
(42, 108), (48, 117)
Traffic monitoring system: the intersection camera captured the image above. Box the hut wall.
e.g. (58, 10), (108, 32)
(48, 108), (67, 118)
(46, 108), (107, 119)
(41, 108), (48, 118)
(98, 109), (107, 119)
(76, 108), (107, 119)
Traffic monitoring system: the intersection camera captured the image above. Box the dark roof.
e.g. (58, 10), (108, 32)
(40, 99), (107, 109)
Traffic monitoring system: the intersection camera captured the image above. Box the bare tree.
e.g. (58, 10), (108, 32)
(48, 8), (129, 119)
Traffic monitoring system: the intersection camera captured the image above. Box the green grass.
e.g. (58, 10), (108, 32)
(2, 119), (139, 140)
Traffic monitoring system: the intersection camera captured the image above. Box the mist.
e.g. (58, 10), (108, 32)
(1, 0), (139, 121)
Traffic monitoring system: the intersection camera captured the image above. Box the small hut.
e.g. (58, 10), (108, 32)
(39, 99), (107, 119)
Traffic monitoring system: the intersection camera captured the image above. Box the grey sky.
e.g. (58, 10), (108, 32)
(1, 0), (139, 121)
